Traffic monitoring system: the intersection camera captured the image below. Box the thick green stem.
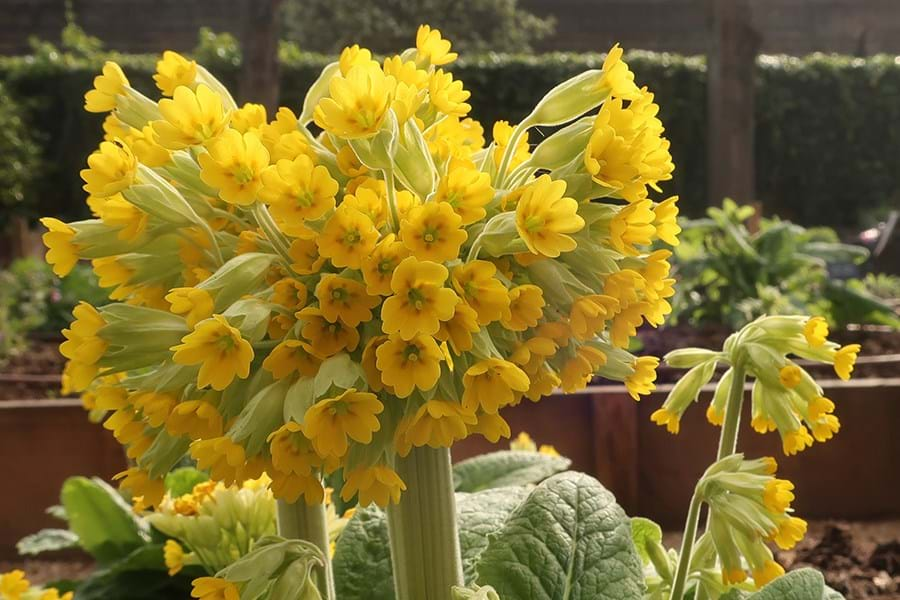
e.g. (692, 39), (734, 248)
(386, 446), (463, 600)
(277, 499), (335, 600)
(669, 493), (703, 600)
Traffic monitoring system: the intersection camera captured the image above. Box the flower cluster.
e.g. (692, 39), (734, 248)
(0, 570), (72, 600)
(653, 315), (858, 455)
(43, 27), (678, 508)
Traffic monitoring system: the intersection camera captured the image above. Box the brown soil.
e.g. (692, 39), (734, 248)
(0, 557), (93, 586)
(0, 339), (68, 401)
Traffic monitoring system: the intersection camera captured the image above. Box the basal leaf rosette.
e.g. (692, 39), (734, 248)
(43, 26), (680, 510)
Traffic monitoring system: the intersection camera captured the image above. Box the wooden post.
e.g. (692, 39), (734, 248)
(238, 0), (283, 114)
(707, 0), (759, 206)
(590, 391), (639, 512)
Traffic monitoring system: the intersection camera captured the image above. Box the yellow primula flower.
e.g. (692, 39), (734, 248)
(317, 205), (379, 269)
(428, 69), (471, 117)
(336, 145), (368, 177)
(383, 55), (430, 90)
(154, 51), (197, 96)
(400, 201), (468, 262)
(260, 154), (338, 235)
(778, 364), (802, 389)
(166, 287), (215, 328)
(609, 302), (648, 348)
(288, 238), (327, 275)
(163, 539), (186, 576)
(362, 234), (410, 296)
(375, 333), (444, 397)
(462, 358), (530, 414)
(269, 470), (325, 505)
(653, 196), (681, 245)
(313, 64), (394, 139)
(339, 44), (378, 75)
(803, 316), (829, 348)
(166, 398), (224, 440)
(427, 116), (485, 162)
(59, 302), (107, 390)
(395, 399), (474, 455)
(751, 560), (785, 588)
(650, 407), (681, 434)
(81, 140), (137, 197)
(189, 437), (249, 487)
(502, 284), (545, 331)
(381, 256), (459, 340)
(153, 84), (230, 150)
(515, 175), (584, 257)
(609, 199), (656, 255)
(303, 388), (384, 457)
(492, 120), (530, 170)
(114, 467), (166, 508)
(316, 275), (380, 327)
(297, 306), (360, 356)
(268, 421), (322, 476)
(624, 356), (659, 400)
(415, 25), (457, 66)
(272, 277), (308, 310)
(598, 44), (640, 100)
(467, 411), (512, 442)
(230, 102), (268, 133)
(171, 315), (254, 391)
(342, 185), (389, 228)
(451, 261), (511, 325)
(436, 301), (480, 355)
(198, 129), (269, 205)
(781, 425), (814, 456)
(263, 339), (321, 379)
(84, 61), (129, 113)
(0, 569), (30, 598)
(569, 294), (619, 340)
(770, 516), (807, 551)
(433, 162), (493, 225)
(191, 577), (240, 600)
(833, 344), (860, 380)
(39, 217), (79, 277)
(130, 391), (177, 428)
(341, 465), (406, 507)
(559, 346), (606, 393)
(762, 478), (795, 514)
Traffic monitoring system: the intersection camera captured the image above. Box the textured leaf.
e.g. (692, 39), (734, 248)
(16, 528), (80, 555)
(61, 477), (146, 564)
(332, 506), (395, 600)
(458, 487), (531, 583)
(475, 471), (644, 600)
(744, 568), (844, 600)
(630, 517), (663, 566)
(454, 451), (571, 493)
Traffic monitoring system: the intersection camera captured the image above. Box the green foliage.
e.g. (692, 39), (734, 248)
(474, 471), (645, 599)
(670, 200), (899, 329)
(163, 466), (209, 497)
(332, 505), (395, 600)
(453, 450), (571, 492)
(0, 82), (42, 224)
(281, 0), (555, 54)
(194, 26), (242, 70)
(458, 487), (531, 583)
(630, 517), (663, 566)
(74, 544), (197, 600)
(16, 528), (80, 555)
(719, 568), (844, 600)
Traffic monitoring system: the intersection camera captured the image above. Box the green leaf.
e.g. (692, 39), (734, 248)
(630, 517), (663, 566)
(474, 471), (645, 600)
(61, 476), (146, 565)
(164, 467), (209, 497)
(458, 487), (531, 584)
(314, 353), (366, 398)
(16, 528), (80, 555)
(75, 544), (195, 600)
(332, 506), (395, 600)
(454, 450), (571, 493)
(742, 568), (844, 600)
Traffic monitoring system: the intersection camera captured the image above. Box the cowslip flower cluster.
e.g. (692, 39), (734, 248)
(43, 27), (678, 509)
(652, 315), (859, 455)
(0, 570), (72, 600)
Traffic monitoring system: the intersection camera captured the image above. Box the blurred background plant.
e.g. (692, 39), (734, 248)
(0, 81), (42, 228)
(668, 199), (900, 330)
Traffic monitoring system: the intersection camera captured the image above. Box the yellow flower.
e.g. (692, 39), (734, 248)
(810, 414), (840, 443)
(833, 344), (860, 380)
(59, 302), (107, 390)
(492, 120), (530, 170)
(342, 185), (389, 227)
(154, 51), (197, 96)
(260, 155), (338, 235)
(272, 277), (308, 310)
(269, 470), (325, 505)
(751, 560), (785, 588)
(569, 294), (619, 340)
(339, 44), (378, 75)
(434, 162), (493, 225)
(96, 193), (147, 241)
(451, 261), (510, 325)
(362, 234), (410, 296)
(316, 275), (380, 327)
(84, 61), (129, 113)
(382, 256), (459, 340)
(598, 44), (640, 100)
(653, 196), (681, 245)
(153, 84), (230, 150)
(114, 467), (165, 508)
(721, 568), (748, 586)
(427, 116), (485, 162)
(625, 356), (659, 400)
(649, 407), (680, 434)
(782, 426), (814, 456)
(288, 238), (327, 275)
(129, 124), (171, 167)
(39, 217), (79, 277)
(130, 391), (176, 428)
(762, 478), (795, 514)
(609, 199), (656, 255)
(303, 388), (384, 457)
(436, 302), (480, 354)
(428, 69), (471, 116)
(317, 205), (379, 269)
(341, 465), (406, 507)
(198, 129), (269, 205)
(770, 516), (808, 550)
(268, 421), (322, 476)
(166, 287), (215, 328)
(336, 145), (368, 177)
(263, 339), (321, 379)
(297, 307), (360, 356)
(313, 64), (394, 139)
(166, 399), (224, 440)
(502, 285), (545, 331)
(0, 569), (30, 598)
(515, 175), (584, 257)
(375, 333), (444, 397)
(462, 358), (530, 414)
(400, 202), (468, 262)
(191, 577), (240, 600)
(395, 400), (474, 455)
(81, 141), (137, 197)
(609, 302), (648, 348)
(383, 55), (430, 90)
(163, 539), (185, 575)
(559, 346), (606, 393)
(802, 316), (829, 348)
(189, 437), (248, 486)
(415, 25), (457, 66)
(228, 103), (267, 134)
(171, 315), (254, 391)
(467, 411), (512, 442)
(778, 365), (802, 388)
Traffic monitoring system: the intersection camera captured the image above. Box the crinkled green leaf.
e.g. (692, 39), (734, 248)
(743, 568), (844, 600)
(454, 450), (571, 493)
(475, 471), (645, 600)
(630, 517), (663, 566)
(458, 487), (531, 584)
(332, 505), (395, 600)
(16, 528), (80, 555)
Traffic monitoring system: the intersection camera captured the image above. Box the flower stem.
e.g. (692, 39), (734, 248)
(668, 492), (703, 600)
(276, 499), (335, 600)
(386, 446), (463, 600)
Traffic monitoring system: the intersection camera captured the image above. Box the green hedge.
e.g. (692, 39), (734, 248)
(1, 50), (896, 227)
